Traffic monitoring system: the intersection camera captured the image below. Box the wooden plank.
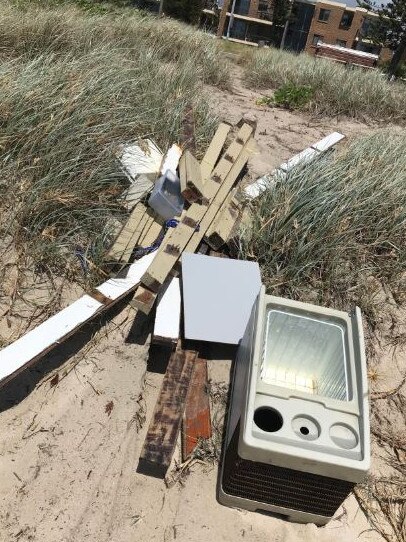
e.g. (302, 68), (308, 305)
(0, 252), (158, 389)
(152, 277), (181, 345)
(106, 203), (147, 262)
(179, 151), (204, 203)
(139, 349), (198, 477)
(120, 208), (153, 262)
(183, 139), (253, 255)
(0, 295), (103, 386)
(138, 219), (163, 249)
(205, 188), (239, 240)
(205, 201), (241, 250)
(139, 124), (254, 291)
(131, 284), (157, 315)
(96, 251), (155, 301)
(200, 122), (231, 180)
(138, 209), (163, 248)
(182, 358), (211, 460)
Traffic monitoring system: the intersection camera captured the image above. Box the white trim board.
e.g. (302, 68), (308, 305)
(311, 132), (345, 153)
(96, 251), (156, 300)
(0, 295), (103, 384)
(279, 147), (317, 172)
(0, 252), (157, 387)
(152, 277), (181, 345)
(244, 132), (344, 199)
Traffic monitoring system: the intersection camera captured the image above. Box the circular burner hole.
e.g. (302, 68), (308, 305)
(300, 426), (310, 436)
(254, 407), (283, 433)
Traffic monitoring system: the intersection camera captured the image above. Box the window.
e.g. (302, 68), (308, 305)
(312, 34), (323, 45)
(340, 11), (354, 29)
(318, 8), (331, 22)
(336, 39), (347, 47)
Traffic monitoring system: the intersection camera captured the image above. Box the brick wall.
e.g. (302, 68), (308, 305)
(304, 1), (393, 62)
(305, 2), (364, 52)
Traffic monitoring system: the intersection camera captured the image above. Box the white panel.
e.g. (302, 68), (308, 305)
(279, 148), (317, 172)
(0, 295), (103, 383)
(96, 251), (156, 300)
(120, 139), (162, 181)
(311, 132), (345, 152)
(181, 253), (262, 345)
(153, 277), (181, 343)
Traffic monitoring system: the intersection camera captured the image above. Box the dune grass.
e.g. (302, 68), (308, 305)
(239, 131), (406, 321)
(0, 2), (227, 278)
(245, 47), (406, 122)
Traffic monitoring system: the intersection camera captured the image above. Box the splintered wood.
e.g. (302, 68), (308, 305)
(139, 349), (198, 477)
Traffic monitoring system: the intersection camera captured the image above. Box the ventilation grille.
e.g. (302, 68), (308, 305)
(222, 424), (355, 518)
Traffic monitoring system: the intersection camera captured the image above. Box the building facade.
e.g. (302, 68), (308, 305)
(203, 0), (394, 63)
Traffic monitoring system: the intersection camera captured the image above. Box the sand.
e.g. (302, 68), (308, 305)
(1, 70), (405, 542)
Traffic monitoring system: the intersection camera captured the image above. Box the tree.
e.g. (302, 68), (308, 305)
(358, 0), (406, 77)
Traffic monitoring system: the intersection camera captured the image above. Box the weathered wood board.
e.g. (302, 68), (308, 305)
(138, 349), (198, 477)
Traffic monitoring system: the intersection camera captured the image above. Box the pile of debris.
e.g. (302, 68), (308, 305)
(0, 120), (258, 474)
(0, 121), (346, 478)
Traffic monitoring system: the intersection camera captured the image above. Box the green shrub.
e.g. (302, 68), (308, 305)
(273, 83), (313, 109)
(245, 47), (406, 122)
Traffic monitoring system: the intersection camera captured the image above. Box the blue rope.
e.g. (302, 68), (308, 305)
(132, 218), (179, 259)
(74, 246), (89, 275)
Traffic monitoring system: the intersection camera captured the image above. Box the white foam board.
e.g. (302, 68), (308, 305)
(96, 251), (156, 300)
(181, 253), (262, 345)
(311, 132), (345, 152)
(0, 295), (103, 383)
(153, 277), (181, 344)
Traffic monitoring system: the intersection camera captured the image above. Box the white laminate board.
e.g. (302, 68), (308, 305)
(96, 251), (156, 300)
(311, 132), (345, 152)
(153, 277), (181, 343)
(279, 147), (317, 172)
(181, 253), (262, 345)
(0, 295), (103, 383)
